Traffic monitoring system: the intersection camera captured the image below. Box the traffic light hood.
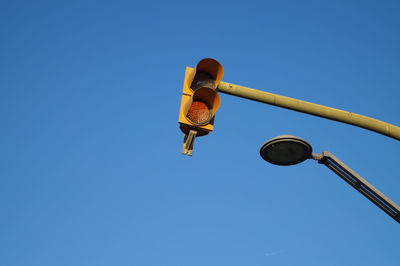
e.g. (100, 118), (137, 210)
(181, 87), (221, 125)
(185, 58), (224, 91)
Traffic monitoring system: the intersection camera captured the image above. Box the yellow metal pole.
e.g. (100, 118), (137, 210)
(217, 81), (400, 141)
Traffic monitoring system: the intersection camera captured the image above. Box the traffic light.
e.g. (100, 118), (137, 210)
(178, 58), (224, 156)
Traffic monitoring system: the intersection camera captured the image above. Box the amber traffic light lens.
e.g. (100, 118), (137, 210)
(187, 100), (211, 124)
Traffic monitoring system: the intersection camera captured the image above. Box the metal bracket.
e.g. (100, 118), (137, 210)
(311, 153), (323, 161)
(316, 151), (400, 223)
(182, 129), (197, 156)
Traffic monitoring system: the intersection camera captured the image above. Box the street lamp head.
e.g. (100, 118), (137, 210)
(260, 135), (313, 166)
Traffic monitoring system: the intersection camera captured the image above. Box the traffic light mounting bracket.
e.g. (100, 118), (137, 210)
(182, 129), (197, 156)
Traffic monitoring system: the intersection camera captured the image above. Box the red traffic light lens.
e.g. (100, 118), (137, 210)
(187, 100), (211, 125)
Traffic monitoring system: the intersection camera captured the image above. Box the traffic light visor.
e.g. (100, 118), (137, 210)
(183, 87), (220, 125)
(185, 58), (224, 90)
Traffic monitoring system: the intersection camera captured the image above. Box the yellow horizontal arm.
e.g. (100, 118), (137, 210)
(217, 81), (400, 141)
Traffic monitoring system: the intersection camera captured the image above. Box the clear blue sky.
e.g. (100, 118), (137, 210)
(1, 1), (400, 265)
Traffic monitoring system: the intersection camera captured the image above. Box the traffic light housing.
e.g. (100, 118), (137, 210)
(178, 58), (224, 155)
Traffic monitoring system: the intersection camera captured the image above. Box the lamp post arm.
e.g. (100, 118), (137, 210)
(217, 81), (400, 141)
(311, 151), (400, 223)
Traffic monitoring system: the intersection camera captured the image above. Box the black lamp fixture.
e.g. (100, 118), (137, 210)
(260, 135), (400, 224)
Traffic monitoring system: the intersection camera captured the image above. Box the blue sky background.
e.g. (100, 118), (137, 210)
(1, 0), (400, 265)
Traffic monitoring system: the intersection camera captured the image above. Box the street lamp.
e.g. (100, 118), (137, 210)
(260, 135), (400, 223)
